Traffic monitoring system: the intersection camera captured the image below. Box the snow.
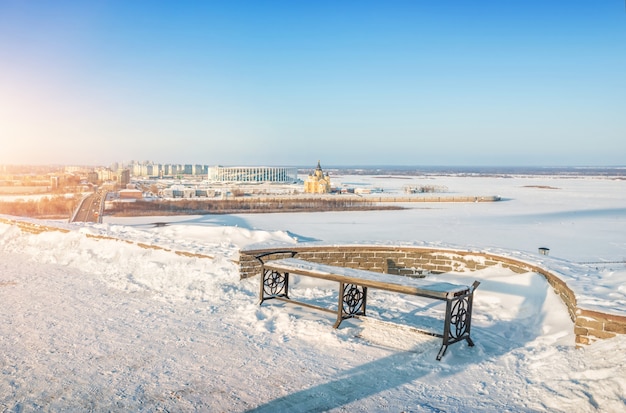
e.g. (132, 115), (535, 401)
(262, 257), (472, 298)
(1, 174), (626, 412)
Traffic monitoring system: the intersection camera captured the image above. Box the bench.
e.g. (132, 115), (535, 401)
(255, 252), (480, 360)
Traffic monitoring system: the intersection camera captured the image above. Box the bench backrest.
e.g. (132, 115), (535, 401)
(263, 258), (474, 300)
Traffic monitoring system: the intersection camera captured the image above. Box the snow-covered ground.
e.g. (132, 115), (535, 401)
(1, 175), (625, 412)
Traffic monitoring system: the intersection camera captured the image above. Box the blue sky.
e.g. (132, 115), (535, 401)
(1, 1), (625, 167)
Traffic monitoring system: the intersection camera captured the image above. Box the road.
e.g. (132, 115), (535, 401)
(71, 191), (105, 223)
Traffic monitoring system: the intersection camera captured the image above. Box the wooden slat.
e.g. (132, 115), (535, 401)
(263, 258), (470, 300)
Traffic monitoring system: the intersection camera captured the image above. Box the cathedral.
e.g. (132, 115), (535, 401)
(304, 161), (331, 194)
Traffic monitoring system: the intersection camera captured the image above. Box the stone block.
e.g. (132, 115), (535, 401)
(575, 335), (591, 345)
(588, 329), (616, 340)
(604, 321), (626, 334)
(576, 317), (603, 330)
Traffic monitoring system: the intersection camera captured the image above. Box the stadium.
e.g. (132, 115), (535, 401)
(207, 166), (298, 183)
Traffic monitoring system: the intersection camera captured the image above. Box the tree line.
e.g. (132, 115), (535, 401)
(107, 198), (402, 216)
(0, 196), (79, 219)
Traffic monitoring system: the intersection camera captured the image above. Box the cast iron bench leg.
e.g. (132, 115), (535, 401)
(334, 282), (367, 328)
(437, 290), (476, 360)
(259, 268), (289, 305)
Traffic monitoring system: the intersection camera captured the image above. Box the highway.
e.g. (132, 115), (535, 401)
(71, 191), (105, 223)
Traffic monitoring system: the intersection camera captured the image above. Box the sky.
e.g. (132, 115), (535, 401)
(1, 1), (625, 167)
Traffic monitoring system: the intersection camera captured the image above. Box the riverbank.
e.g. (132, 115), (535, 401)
(104, 194), (500, 217)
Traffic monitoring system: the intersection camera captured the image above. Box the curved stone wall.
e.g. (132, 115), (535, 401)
(239, 244), (626, 346)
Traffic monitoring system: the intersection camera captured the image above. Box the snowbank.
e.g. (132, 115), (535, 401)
(1, 217), (625, 412)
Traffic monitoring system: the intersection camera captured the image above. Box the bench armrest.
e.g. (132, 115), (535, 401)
(254, 250), (298, 264)
(471, 280), (481, 292)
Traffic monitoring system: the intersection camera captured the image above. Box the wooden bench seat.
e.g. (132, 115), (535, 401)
(256, 252), (480, 360)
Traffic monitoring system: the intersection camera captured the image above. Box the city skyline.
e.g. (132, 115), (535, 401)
(1, 1), (625, 167)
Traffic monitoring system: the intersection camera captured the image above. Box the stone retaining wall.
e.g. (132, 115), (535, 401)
(239, 245), (626, 346)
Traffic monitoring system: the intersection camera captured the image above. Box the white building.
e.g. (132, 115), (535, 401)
(207, 166), (298, 183)
(95, 167), (114, 182)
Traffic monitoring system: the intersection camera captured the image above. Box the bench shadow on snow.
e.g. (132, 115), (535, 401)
(245, 273), (552, 412)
